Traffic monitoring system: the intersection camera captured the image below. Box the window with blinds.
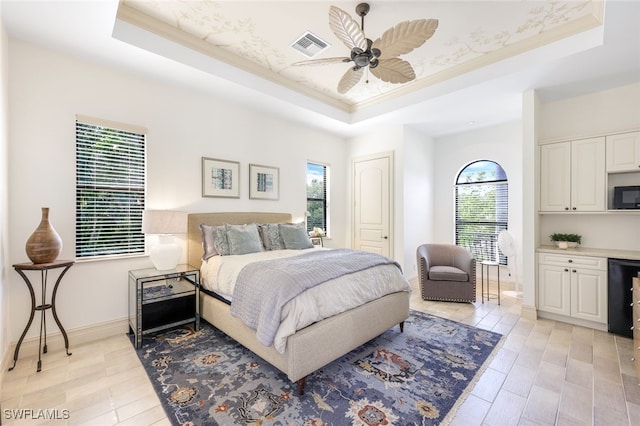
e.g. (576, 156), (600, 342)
(455, 160), (508, 265)
(76, 116), (146, 258)
(306, 162), (328, 234)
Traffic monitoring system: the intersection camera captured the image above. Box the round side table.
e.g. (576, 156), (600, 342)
(480, 260), (501, 305)
(10, 260), (74, 372)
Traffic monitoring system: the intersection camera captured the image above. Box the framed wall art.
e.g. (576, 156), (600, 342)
(202, 157), (240, 198)
(249, 164), (279, 200)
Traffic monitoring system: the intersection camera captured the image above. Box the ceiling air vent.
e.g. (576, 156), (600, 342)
(291, 31), (331, 58)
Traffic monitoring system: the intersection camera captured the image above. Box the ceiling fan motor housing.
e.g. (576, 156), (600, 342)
(351, 38), (381, 68)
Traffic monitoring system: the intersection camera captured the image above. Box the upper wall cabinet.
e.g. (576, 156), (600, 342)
(606, 132), (640, 173)
(540, 137), (605, 212)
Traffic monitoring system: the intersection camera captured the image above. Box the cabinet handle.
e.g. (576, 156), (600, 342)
(565, 207), (569, 211)
(572, 207), (577, 210)
(568, 259), (573, 263)
(572, 269), (577, 273)
(564, 268), (569, 272)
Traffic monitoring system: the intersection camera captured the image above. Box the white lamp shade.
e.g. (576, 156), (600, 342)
(143, 210), (188, 235)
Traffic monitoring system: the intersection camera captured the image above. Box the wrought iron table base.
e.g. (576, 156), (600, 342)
(10, 261), (73, 372)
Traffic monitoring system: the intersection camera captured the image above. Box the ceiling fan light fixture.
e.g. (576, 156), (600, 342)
(354, 54), (371, 67)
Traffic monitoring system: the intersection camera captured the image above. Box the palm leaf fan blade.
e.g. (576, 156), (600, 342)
(329, 6), (367, 50)
(372, 19), (439, 58)
(292, 57), (350, 66)
(370, 58), (415, 84)
(337, 67), (364, 94)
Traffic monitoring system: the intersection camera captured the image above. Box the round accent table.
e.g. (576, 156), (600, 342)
(9, 260), (74, 372)
(479, 260), (501, 305)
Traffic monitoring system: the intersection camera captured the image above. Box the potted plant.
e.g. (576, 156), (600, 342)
(550, 233), (582, 248)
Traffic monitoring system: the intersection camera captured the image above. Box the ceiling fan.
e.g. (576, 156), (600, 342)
(293, 3), (438, 94)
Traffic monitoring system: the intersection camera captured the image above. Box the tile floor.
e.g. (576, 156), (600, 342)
(1, 279), (639, 425)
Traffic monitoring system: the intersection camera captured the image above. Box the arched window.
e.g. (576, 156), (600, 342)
(455, 160), (508, 265)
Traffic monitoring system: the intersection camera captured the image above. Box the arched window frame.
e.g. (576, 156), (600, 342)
(455, 160), (508, 265)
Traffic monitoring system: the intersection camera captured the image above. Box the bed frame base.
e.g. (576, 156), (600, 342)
(199, 290), (410, 395)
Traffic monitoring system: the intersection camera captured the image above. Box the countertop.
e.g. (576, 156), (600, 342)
(537, 245), (640, 261)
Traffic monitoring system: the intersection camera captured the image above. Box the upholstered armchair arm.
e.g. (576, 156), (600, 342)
(416, 244), (431, 281)
(453, 248), (475, 279)
(416, 245), (432, 269)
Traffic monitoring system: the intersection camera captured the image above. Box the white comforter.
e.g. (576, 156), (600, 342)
(201, 248), (412, 353)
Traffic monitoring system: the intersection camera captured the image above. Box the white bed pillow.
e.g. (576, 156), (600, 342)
(225, 223), (264, 255)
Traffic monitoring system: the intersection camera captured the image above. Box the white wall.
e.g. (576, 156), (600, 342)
(7, 40), (348, 344)
(433, 121), (524, 284)
(402, 127), (435, 279)
(538, 82), (640, 252)
(0, 6), (10, 369)
(522, 90), (540, 313)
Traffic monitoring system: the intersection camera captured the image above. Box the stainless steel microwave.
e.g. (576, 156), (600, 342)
(613, 185), (640, 209)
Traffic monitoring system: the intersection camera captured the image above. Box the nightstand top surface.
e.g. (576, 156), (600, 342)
(129, 264), (199, 279)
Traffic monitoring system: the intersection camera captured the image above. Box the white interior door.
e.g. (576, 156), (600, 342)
(352, 153), (392, 257)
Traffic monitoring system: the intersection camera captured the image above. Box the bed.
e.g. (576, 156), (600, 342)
(187, 212), (411, 394)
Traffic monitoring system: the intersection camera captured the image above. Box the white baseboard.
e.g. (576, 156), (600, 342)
(537, 311), (607, 332)
(521, 304), (538, 321)
(1, 317), (129, 381)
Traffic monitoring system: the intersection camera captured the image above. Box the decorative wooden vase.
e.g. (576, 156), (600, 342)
(25, 207), (62, 264)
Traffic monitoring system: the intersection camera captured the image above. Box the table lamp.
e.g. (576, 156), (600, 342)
(142, 210), (188, 270)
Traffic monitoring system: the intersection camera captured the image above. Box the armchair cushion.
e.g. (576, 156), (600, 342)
(429, 266), (468, 282)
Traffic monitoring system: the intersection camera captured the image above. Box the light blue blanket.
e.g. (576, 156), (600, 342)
(230, 249), (401, 346)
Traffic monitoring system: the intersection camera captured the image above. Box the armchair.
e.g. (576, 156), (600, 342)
(416, 244), (476, 303)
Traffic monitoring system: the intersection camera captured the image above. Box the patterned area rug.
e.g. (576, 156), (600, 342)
(133, 310), (502, 425)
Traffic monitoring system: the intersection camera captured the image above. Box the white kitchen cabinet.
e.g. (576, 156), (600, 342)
(606, 132), (640, 173)
(540, 137), (605, 212)
(537, 253), (607, 324)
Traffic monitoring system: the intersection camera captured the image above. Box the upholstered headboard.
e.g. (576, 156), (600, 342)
(187, 212), (293, 269)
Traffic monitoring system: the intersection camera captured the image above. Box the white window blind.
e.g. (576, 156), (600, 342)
(306, 162), (328, 234)
(75, 116), (146, 258)
(455, 160), (508, 265)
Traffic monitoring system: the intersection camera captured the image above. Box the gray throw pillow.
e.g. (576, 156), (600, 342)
(225, 223), (264, 255)
(212, 225), (230, 256)
(258, 223), (285, 251)
(279, 223), (313, 250)
(199, 223), (218, 260)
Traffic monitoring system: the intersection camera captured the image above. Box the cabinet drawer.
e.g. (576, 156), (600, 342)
(538, 253), (606, 270)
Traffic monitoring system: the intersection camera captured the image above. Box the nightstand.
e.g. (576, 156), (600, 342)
(128, 264), (200, 348)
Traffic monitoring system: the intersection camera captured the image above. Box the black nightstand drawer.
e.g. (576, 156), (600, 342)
(142, 295), (196, 332)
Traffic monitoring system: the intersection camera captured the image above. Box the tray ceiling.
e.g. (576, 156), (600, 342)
(117, 1), (604, 113)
